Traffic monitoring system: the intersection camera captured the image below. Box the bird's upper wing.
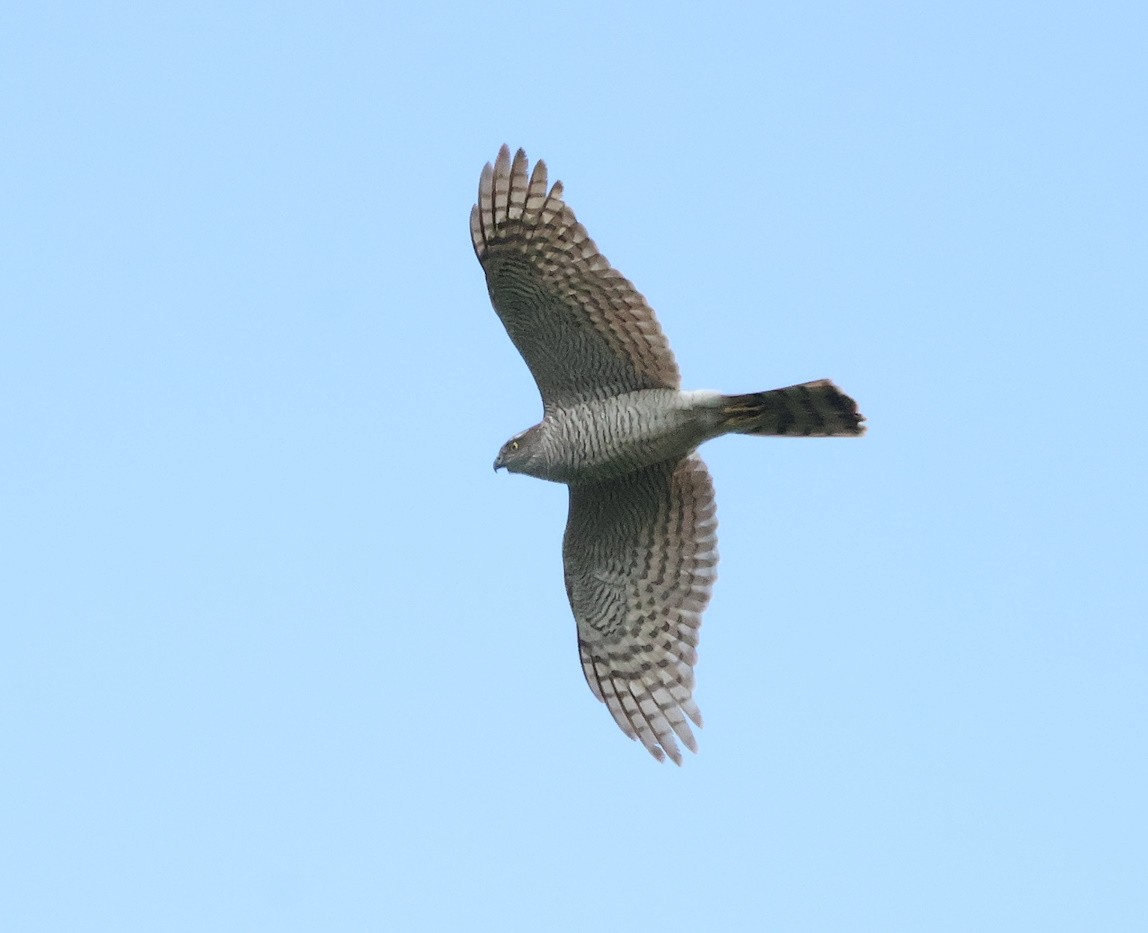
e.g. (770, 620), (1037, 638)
(471, 146), (680, 407)
(563, 454), (717, 763)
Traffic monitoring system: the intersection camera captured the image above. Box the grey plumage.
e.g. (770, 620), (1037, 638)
(473, 145), (864, 763)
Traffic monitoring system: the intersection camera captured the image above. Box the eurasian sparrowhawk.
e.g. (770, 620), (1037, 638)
(473, 146), (865, 763)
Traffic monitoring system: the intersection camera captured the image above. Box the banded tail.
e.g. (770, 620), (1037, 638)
(719, 379), (866, 437)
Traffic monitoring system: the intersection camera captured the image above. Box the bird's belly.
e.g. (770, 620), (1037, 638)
(544, 392), (707, 484)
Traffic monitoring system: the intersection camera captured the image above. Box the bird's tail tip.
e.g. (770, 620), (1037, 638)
(720, 379), (866, 437)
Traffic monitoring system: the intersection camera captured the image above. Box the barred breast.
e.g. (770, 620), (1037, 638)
(542, 389), (719, 484)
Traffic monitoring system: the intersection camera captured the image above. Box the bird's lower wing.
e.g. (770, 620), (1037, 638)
(562, 455), (718, 764)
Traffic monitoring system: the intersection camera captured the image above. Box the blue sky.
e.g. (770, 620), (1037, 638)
(3, 2), (1146, 930)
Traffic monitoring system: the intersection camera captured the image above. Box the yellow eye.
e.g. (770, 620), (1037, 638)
(511, 441), (519, 451)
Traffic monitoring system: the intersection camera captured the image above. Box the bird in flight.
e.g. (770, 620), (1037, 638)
(472, 145), (865, 763)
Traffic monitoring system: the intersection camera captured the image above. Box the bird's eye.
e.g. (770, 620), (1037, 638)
(511, 441), (520, 451)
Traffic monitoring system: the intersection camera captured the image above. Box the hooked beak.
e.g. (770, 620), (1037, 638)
(493, 455), (504, 472)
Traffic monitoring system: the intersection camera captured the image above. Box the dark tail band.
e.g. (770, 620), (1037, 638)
(720, 379), (866, 437)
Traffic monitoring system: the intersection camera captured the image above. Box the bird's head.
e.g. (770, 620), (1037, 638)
(494, 427), (545, 476)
